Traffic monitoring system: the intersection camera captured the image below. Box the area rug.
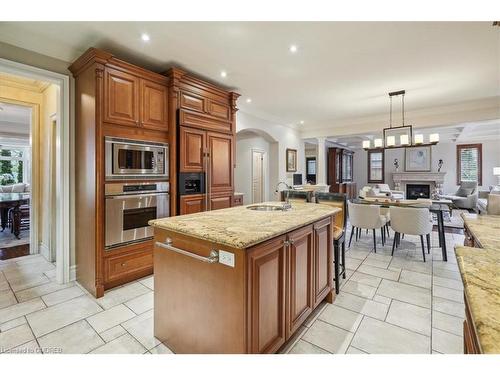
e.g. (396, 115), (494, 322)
(432, 209), (467, 229)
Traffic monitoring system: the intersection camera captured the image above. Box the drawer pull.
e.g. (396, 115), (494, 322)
(156, 238), (219, 264)
(121, 263), (126, 267)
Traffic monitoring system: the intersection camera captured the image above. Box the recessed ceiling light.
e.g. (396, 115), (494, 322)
(289, 45), (298, 53)
(220, 71), (227, 78)
(246, 98), (252, 103)
(300, 120), (305, 125)
(141, 33), (150, 42)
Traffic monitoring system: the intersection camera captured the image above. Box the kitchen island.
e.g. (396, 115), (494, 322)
(149, 202), (340, 353)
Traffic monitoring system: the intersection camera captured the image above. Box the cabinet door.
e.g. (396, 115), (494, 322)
(180, 194), (205, 215)
(179, 126), (206, 173)
(286, 225), (314, 338)
(140, 79), (168, 130)
(313, 218), (333, 307)
(247, 236), (286, 354)
(208, 99), (230, 121)
(104, 67), (140, 127)
(207, 132), (233, 193)
(180, 91), (206, 113)
(209, 192), (232, 211)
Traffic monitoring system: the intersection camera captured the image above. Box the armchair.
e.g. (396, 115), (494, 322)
(440, 181), (478, 210)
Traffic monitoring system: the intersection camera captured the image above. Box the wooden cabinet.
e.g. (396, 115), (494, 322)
(207, 131), (233, 194)
(313, 218), (333, 307)
(180, 194), (205, 215)
(104, 245), (153, 285)
(328, 147), (355, 197)
(463, 223), (481, 248)
(247, 236), (287, 354)
(208, 100), (230, 120)
(286, 225), (314, 337)
(104, 67), (140, 127)
(140, 79), (168, 130)
(180, 91), (206, 113)
(209, 192), (233, 211)
(179, 126), (206, 172)
(464, 292), (481, 353)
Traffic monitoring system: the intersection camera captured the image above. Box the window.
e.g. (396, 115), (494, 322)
(0, 147), (28, 186)
(306, 157), (316, 184)
(457, 144), (482, 185)
(367, 149), (384, 183)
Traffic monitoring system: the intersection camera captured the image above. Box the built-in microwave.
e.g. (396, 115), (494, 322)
(105, 137), (168, 180)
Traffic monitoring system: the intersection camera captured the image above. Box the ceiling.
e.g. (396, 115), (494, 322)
(0, 101), (31, 140)
(0, 22), (498, 134)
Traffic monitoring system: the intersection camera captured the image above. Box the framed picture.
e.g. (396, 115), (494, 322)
(405, 146), (432, 172)
(286, 148), (297, 172)
(383, 125), (412, 148)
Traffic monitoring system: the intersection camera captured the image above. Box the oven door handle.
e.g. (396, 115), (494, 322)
(106, 193), (169, 200)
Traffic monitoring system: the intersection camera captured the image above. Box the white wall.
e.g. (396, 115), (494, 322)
(353, 139), (500, 193)
(235, 133), (271, 205)
(236, 111), (305, 200)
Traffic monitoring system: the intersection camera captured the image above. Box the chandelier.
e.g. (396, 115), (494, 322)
(362, 90), (439, 150)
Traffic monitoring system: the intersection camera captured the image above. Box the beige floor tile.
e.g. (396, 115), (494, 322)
(357, 264), (400, 281)
(345, 257), (363, 270)
(90, 333), (147, 354)
(319, 304), (363, 333)
(346, 345), (367, 354)
(431, 328), (462, 354)
(385, 300), (431, 336)
(0, 323), (34, 350)
(362, 257), (390, 269)
(432, 311), (464, 336)
(344, 249), (369, 260)
(95, 282), (150, 310)
(399, 270), (432, 289)
(37, 320), (104, 354)
(288, 339), (330, 354)
(0, 279), (9, 292)
(15, 281), (75, 302)
(302, 320), (353, 354)
(3, 262), (55, 281)
(149, 342), (174, 354)
(26, 295), (102, 337)
(0, 289), (17, 309)
(0, 297), (45, 324)
(432, 285), (464, 304)
(333, 292), (388, 321)
(348, 271), (381, 287)
(433, 276), (463, 291)
(302, 301), (328, 328)
(432, 268), (462, 281)
(341, 280), (376, 299)
(432, 297), (465, 318)
(125, 291), (153, 315)
(377, 279), (431, 308)
(351, 317), (430, 354)
(373, 295), (391, 305)
(0, 316), (27, 332)
(8, 339), (41, 354)
(41, 285), (85, 306)
(100, 325), (127, 342)
(8, 273), (50, 292)
(121, 309), (160, 350)
(389, 258), (432, 275)
(138, 276), (154, 290)
(86, 304), (136, 333)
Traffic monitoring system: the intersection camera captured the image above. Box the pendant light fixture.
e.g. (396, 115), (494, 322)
(362, 90), (440, 150)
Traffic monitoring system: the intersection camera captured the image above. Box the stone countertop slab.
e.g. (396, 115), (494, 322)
(461, 213), (500, 249)
(455, 246), (500, 354)
(149, 201), (340, 249)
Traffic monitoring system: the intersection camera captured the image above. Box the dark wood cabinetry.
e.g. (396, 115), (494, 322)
(207, 131), (233, 194)
(70, 48), (169, 297)
(313, 218), (333, 306)
(327, 147), (357, 199)
(179, 126), (205, 173)
(464, 292), (481, 353)
(179, 194), (205, 215)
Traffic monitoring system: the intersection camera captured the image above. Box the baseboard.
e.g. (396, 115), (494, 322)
(69, 265), (76, 281)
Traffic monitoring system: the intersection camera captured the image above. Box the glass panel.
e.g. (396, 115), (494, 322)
(460, 148), (478, 182)
(123, 207), (157, 231)
(369, 151), (383, 182)
(117, 149), (154, 170)
(0, 149), (25, 185)
(307, 159), (316, 174)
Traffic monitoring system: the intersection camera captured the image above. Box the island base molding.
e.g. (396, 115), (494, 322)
(153, 215), (335, 354)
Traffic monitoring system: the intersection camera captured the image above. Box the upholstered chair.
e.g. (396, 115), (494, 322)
(440, 181), (478, 210)
(347, 202), (387, 252)
(389, 206), (433, 262)
(487, 193), (500, 215)
(315, 192), (347, 294)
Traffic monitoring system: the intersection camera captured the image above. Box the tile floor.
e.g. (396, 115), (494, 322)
(0, 226), (465, 354)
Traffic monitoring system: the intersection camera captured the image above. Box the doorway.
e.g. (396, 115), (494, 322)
(251, 149), (265, 204)
(306, 157), (317, 184)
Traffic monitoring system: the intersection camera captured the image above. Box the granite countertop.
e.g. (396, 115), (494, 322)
(461, 213), (500, 249)
(455, 246), (500, 353)
(149, 201), (340, 249)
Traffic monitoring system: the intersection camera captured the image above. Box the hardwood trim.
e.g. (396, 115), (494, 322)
(367, 148), (385, 183)
(456, 143), (483, 186)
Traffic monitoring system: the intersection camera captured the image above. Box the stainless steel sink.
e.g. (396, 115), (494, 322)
(246, 204), (286, 211)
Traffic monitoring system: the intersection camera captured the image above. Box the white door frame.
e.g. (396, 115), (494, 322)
(0, 57), (71, 284)
(251, 148), (266, 204)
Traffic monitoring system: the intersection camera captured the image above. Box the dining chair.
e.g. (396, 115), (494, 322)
(315, 192), (347, 294)
(347, 202), (387, 252)
(389, 206), (432, 262)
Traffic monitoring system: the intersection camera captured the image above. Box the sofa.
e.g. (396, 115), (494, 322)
(0, 183), (30, 193)
(477, 186), (500, 214)
(440, 181), (478, 210)
(359, 184), (405, 200)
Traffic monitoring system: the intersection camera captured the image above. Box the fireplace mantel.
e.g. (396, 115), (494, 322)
(392, 172), (446, 196)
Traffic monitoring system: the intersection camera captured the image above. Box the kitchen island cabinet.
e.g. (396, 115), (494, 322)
(149, 202), (339, 353)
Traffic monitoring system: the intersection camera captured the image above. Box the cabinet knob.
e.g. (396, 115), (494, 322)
(121, 262), (126, 267)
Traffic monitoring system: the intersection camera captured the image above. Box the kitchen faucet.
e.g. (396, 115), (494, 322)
(275, 181), (293, 210)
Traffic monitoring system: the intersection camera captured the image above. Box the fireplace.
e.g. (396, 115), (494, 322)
(406, 184), (430, 200)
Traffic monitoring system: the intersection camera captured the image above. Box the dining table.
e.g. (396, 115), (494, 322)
(0, 193), (30, 239)
(351, 197), (453, 261)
